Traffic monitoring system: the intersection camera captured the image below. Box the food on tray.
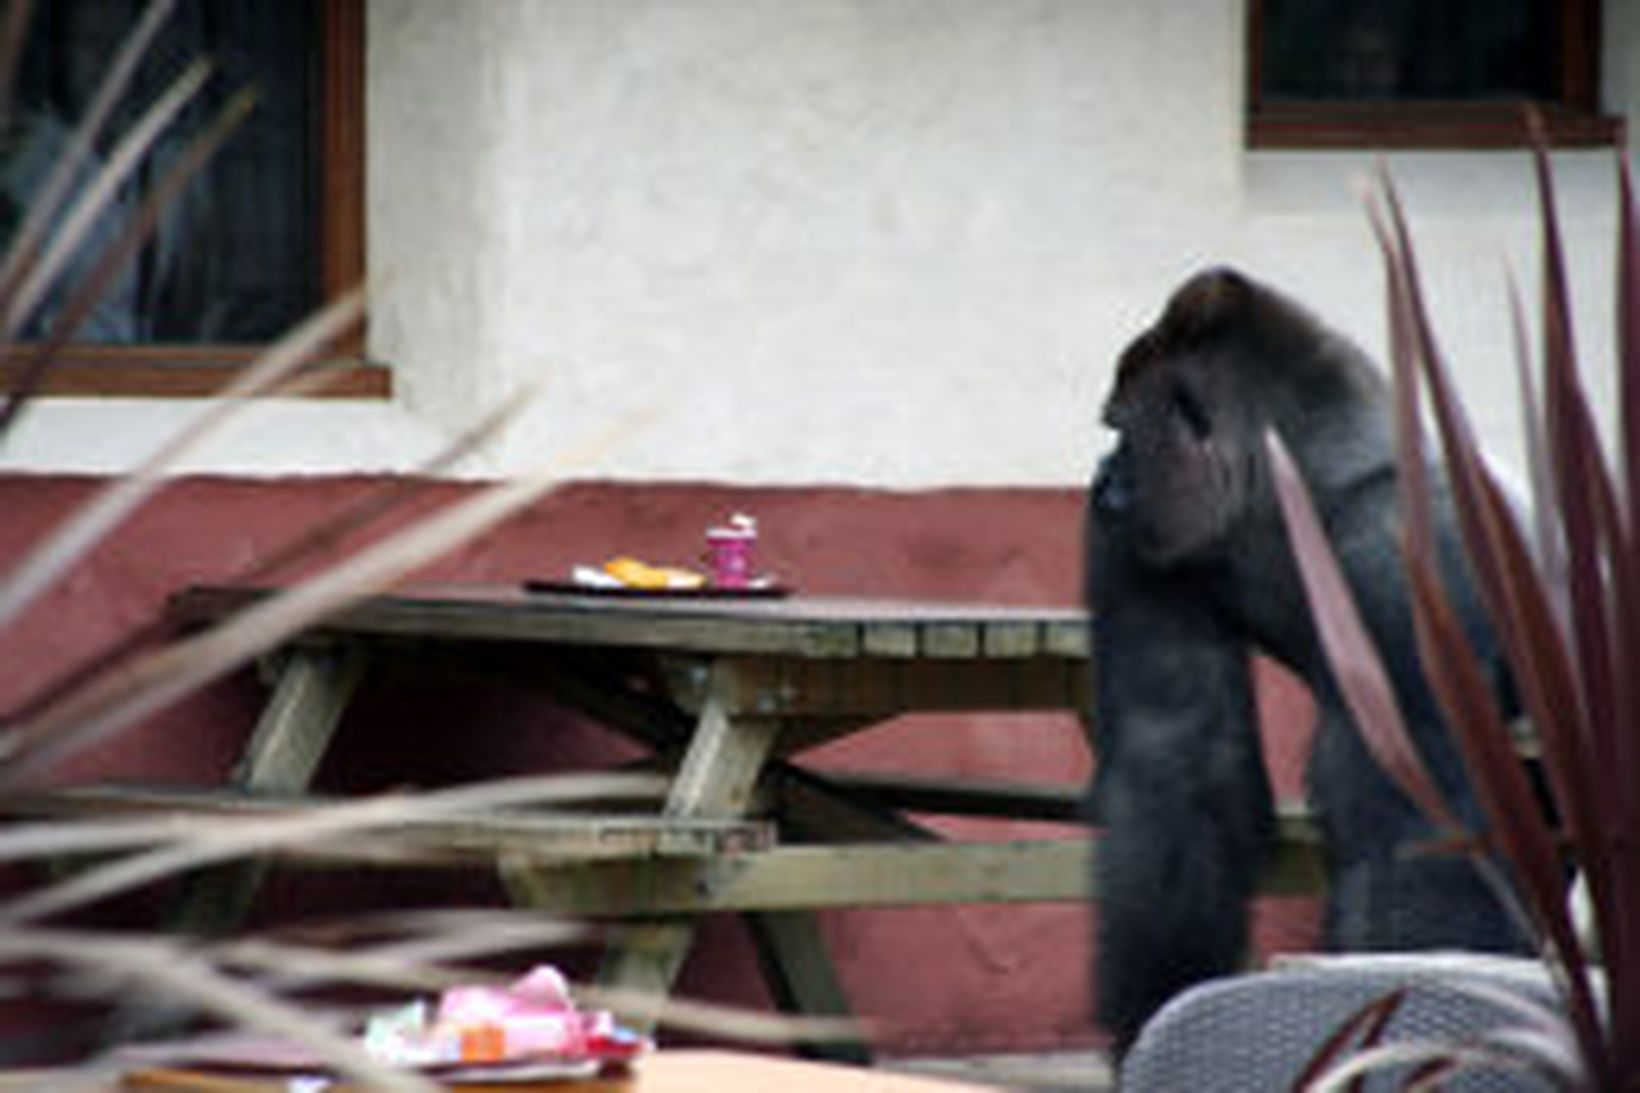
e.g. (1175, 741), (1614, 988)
(573, 556), (706, 591)
(360, 963), (648, 1070)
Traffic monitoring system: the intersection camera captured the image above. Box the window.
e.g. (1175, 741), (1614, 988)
(1, 0), (383, 398)
(1248, 0), (1620, 149)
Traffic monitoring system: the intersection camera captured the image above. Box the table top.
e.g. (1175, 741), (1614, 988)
(113, 1049), (990, 1091)
(171, 584), (1090, 661)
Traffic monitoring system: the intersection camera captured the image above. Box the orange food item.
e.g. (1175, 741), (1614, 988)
(459, 1022), (507, 1063)
(601, 556), (704, 590)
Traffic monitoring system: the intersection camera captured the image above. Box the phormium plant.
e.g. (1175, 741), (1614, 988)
(1272, 133), (1640, 1090)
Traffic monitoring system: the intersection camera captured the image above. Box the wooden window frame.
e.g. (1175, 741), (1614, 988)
(0, 0), (388, 399)
(1247, 0), (1623, 150)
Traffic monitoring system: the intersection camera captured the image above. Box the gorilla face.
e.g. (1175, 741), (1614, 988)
(1097, 266), (1368, 568)
(1099, 331), (1251, 568)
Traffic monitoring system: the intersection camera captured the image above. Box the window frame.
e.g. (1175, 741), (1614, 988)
(0, 0), (387, 399)
(1247, 0), (1622, 150)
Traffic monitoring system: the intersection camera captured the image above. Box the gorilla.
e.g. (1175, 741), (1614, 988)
(1087, 267), (1526, 1050)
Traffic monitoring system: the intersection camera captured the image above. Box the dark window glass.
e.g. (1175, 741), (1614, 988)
(6, 0), (320, 344)
(1259, 0), (1557, 104)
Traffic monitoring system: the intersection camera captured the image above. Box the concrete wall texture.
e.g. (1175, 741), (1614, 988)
(3, 1), (1638, 481)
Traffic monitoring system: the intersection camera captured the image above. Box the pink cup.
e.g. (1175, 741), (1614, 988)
(705, 521), (757, 588)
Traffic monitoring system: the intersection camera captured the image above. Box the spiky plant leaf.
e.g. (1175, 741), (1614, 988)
(1286, 135), (1640, 1086)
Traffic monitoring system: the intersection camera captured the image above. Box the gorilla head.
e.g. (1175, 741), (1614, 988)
(1098, 267), (1391, 567)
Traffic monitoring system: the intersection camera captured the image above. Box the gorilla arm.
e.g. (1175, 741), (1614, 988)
(1087, 465), (1276, 1051)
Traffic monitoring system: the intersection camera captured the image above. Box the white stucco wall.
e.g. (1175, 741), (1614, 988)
(5, 0), (1639, 484)
(373, 0), (1248, 485)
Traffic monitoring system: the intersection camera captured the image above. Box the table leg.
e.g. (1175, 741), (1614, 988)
(166, 644), (365, 936)
(744, 910), (871, 1063)
(592, 662), (780, 1032)
(235, 644), (366, 791)
(105, 645), (362, 1043)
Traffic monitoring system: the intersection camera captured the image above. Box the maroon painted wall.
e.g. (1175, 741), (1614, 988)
(0, 474), (1319, 1059)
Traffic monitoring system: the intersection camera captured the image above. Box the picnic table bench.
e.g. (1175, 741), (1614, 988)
(17, 584), (1325, 1058)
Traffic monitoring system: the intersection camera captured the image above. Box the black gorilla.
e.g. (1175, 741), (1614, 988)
(1087, 267), (1525, 1050)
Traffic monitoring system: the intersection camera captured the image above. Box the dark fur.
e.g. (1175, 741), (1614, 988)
(1087, 267), (1524, 1050)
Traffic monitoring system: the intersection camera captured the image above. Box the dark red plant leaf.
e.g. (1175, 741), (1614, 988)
(1404, 1057), (1461, 1092)
(1365, 174), (1436, 571)
(1528, 142), (1640, 1063)
(1370, 154), (1614, 1079)
(1400, 553), (1610, 1077)
(1290, 988), (1408, 1093)
(1267, 430), (1463, 833)
(1369, 181), (1596, 880)
(1619, 154), (1640, 541)
(1372, 168), (1607, 902)
(1368, 188), (1590, 921)
(1402, 558), (1570, 922)
(1506, 278), (1567, 594)
(1377, 181), (1600, 865)
(1604, 152), (1640, 1043)
(1530, 137), (1623, 768)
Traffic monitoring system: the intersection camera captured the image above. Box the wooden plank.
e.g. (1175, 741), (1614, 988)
(172, 586), (1094, 666)
(121, 1064), (629, 1092)
(827, 659), (898, 716)
(708, 656), (1087, 717)
(765, 767), (939, 843)
(1265, 805), (1327, 897)
(507, 823), (1328, 917)
(391, 603), (859, 658)
(953, 660), (1017, 708)
(107, 647), (364, 1044)
(818, 772), (1085, 823)
(174, 586), (1091, 642)
(0, 357), (391, 400)
(772, 715), (877, 757)
(234, 645), (363, 789)
(6, 786), (774, 867)
(744, 911), (871, 1064)
(1041, 618), (1091, 658)
(123, 1051), (982, 1092)
(166, 645), (364, 941)
(1006, 657), (1090, 713)
(662, 683), (781, 818)
(860, 619), (918, 657)
(981, 621), (1039, 658)
(528, 655), (689, 752)
(172, 586), (866, 658)
(506, 840), (1094, 916)
(587, 663), (784, 1030)
(920, 622), (980, 658)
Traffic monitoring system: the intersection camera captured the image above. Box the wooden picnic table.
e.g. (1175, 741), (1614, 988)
(114, 1047), (995, 1091)
(144, 584), (1099, 1057)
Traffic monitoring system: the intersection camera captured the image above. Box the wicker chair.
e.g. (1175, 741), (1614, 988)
(1120, 954), (1574, 1091)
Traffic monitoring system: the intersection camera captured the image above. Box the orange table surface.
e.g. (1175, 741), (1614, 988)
(119, 1050), (990, 1092)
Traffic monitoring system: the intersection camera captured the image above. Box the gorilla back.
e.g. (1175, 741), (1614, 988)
(1087, 267), (1525, 1050)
